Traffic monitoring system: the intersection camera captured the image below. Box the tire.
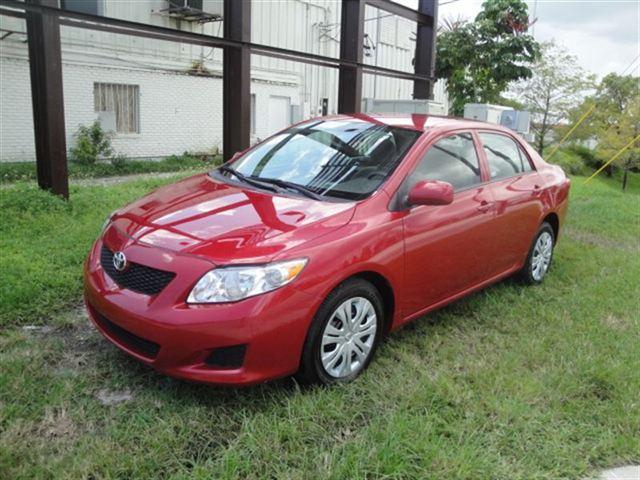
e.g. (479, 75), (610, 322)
(518, 222), (555, 285)
(296, 278), (384, 385)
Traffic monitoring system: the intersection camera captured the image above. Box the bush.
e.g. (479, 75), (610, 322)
(109, 153), (127, 169)
(566, 144), (601, 169)
(549, 149), (586, 175)
(69, 121), (113, 165)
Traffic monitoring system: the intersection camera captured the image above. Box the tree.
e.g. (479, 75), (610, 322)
(511, 41), (594, 154)
(564, 73), (639, 184)
(435, 0), (540, 116)
(591, 74), (639, 187)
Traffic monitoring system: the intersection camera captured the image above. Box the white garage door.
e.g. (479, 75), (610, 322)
(268, 95), (291, 135)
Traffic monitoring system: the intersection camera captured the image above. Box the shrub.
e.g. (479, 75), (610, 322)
(69, 121), (113, 165)
(566, 144), (601, 169)
(109, 153), (127, 169)
(549, 149), (586, 175)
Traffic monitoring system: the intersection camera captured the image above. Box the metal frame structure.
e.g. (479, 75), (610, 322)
(0, 0), (437, 198)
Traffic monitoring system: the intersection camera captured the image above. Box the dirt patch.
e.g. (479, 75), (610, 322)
(564, 227), (639, 253)
(36, 407), (78, 441)
(96, 388), (134, 406)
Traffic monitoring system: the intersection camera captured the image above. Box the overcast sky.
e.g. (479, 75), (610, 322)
(437, 0), (640, 79)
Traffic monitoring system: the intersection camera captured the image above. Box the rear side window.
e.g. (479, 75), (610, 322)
(518, 145), (534, 172)
(409, 132), (482, 191)
(479, 133), (532, 180)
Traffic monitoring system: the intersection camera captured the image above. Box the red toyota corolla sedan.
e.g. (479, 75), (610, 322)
(84, 114), (570, 385)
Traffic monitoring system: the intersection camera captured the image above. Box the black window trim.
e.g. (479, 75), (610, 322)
(389, 129), (484, 211)
(476, 130), (538, 185)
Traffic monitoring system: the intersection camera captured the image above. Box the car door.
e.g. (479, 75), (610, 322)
(477, 131), (545, 276)
(400, 131), (497, 317)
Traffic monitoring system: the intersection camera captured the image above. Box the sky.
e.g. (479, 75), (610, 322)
(436, 0), (640, 79)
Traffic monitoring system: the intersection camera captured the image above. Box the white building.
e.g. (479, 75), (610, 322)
(0, 0), (447, 162)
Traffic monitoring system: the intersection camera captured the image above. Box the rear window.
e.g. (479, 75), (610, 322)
(227, 119), (420, 200)
(479, 133), (532, 180)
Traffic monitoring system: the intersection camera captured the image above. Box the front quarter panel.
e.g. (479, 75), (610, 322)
(277, 190), (406, 330)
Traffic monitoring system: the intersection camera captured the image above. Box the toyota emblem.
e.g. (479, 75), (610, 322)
(113, 251), (127, 272)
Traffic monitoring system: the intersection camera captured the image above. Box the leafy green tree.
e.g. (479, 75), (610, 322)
(592, 75), (639, 187)
(565, 73), (639, 184)
(436, 0), (540, 116)
(511, 41), (594, 154)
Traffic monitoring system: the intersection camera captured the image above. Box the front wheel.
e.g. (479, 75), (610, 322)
(296, 278), (383, 385)
(519, 222), (555, 284)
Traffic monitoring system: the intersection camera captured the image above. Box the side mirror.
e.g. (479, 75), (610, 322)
(407, 180), (454, 206)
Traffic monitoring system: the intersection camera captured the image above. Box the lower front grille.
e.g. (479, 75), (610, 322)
(91, 306), (160, 359)
(204, 344), (247, 369)
(100, 245), (175, 296)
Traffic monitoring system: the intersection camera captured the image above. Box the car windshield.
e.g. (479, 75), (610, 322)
(218, 118), (420, 200)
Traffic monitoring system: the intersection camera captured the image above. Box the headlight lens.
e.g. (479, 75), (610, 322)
(101, 212), (115, 232)
(187, 258), (307, 304)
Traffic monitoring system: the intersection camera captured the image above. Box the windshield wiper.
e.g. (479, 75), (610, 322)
(218, 164), (279, 193)
(255, 177), (325, 200)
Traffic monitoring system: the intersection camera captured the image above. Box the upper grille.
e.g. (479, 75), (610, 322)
(100, 245), (175, 296)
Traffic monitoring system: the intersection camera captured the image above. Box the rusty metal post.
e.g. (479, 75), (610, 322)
(26, 0), (68, 198)
(338, 0), (365, 113)
(223, 0), (251, 161)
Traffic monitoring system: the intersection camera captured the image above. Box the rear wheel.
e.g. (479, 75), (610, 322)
(519, 222), (555, 284)
(297, 278), (383, 385)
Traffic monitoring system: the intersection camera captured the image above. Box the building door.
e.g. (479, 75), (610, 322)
(268, 96), (291, 135)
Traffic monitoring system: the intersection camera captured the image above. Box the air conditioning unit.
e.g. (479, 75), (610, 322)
(163, 0), (222, 22)
(464, 103), (531, 134)
(500, 110), (530, 134)
(362, 98), (448, 115)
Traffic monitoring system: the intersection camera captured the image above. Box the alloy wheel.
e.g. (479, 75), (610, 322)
(531, 231), (553, 281)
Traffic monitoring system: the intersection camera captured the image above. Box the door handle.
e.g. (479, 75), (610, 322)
(477, 200), (494, 213)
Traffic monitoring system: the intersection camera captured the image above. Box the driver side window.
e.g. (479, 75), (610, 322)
(409, 132), (482, 191)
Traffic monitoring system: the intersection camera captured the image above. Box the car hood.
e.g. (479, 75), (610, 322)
(110, 174), (355, 263)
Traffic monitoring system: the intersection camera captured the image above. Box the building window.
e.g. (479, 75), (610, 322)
(94, 83), (140, 134)
(60, 0), (100, 15)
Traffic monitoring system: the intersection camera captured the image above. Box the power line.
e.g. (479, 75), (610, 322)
(619, 53), (640, 76)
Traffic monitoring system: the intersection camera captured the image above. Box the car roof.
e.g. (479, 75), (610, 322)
(332, 113), (513, 134)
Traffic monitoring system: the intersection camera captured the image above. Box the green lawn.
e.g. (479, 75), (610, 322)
(0, 155), (220, 184)
(1, 174), (638, 479)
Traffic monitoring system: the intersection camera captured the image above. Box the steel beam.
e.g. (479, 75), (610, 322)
(413, 0), (438, 99)
(338, 0), (365, 114)
(222, 0), (251, 161)
(366, 0), (433, 26)
(0, 0), (434, 82)
(25, 0), (68, 198)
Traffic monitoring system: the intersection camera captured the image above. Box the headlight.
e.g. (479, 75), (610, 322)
(101, 212), (115, 232)
(187, 258), (307, 304)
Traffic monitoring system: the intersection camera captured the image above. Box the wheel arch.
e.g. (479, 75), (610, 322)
(542, 212), (560, 242)
(350, 271), (396, 335)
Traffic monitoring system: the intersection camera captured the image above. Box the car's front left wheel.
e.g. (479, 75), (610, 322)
(297, 278), (384, 385)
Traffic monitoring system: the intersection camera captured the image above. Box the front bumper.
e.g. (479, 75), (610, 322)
(84, 229), (316, 385)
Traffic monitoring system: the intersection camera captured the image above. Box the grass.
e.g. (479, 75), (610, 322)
(0, 154), (221, 184)
(0, 173), (639, 479)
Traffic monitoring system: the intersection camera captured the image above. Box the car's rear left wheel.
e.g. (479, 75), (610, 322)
(297, 278), (383, 385)
(519, 222), (555, 284)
